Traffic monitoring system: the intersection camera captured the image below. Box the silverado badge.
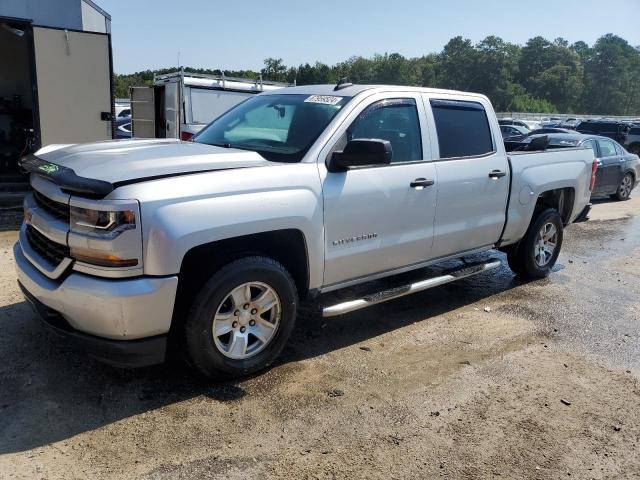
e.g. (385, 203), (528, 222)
(332, 233), (378, 246)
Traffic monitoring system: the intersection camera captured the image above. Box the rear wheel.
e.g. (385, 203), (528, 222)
(184, 256), (298, 379)
(506, 208), (563, 279)
(613, 173), (634, 201)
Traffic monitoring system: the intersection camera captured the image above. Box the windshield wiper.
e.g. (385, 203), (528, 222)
(208, 142), (233, 148)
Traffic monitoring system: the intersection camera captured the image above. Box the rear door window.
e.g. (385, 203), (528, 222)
(614, 142), (623, 155)
(430, 99), (494, 159)
(598, 139), (617, 157)
(348, 98), (422, 163)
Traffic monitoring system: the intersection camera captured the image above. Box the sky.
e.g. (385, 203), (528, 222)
(102, 0), (640, 74)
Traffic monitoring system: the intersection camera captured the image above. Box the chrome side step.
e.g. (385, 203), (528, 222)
(322, 259), (501, 317)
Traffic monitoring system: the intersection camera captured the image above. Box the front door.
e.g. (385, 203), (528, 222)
(320, 93), (437, 288)
(423, 96), (510, 259)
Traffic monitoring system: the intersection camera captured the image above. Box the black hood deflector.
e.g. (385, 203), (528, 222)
(20, 154), (257, 198)
(21, 154), (114, 196)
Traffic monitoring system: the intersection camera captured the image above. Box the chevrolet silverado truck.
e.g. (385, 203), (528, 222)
(15, 84), (597, 379)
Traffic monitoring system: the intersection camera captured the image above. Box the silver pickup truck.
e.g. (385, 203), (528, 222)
(15, 84), (596, 378)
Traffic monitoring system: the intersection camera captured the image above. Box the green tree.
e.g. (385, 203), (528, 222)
(473, 36), (521, 111)
(518, 37), (583, 112)
(582, 34), (639, 115)
(114, 33), (640, 116)
(261, 58), (287, 82)
(436, 36), (479, 91)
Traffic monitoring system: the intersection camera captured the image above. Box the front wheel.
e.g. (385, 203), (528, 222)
(507, 208), (564, 279)
(184, 256), (298, 379)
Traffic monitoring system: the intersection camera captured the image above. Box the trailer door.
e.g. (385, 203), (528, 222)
(164, 81), (180, 139)
(32, 27), (112, 146)
(130, 86), (156, 138)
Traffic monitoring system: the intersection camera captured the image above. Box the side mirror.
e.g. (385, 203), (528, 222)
(327, 139), (392, 172)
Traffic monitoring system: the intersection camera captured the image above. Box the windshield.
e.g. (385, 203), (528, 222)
(193, 93), (351, 162)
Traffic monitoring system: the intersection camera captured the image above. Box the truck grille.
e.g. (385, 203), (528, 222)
(33, 190), (70, 222)
(25, 225), (70, 266)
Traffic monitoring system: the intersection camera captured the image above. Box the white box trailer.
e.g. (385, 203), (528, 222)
(130, 71), (291, 141)
(0, 1), (114, 178)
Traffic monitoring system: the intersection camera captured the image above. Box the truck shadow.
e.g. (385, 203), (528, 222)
(0, 253), (528, 454)
(281, 256), (529, 364)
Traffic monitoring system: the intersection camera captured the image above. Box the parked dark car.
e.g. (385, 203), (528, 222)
(498, 118), (531, 130)
(519, 133), (639, 200)
(624, 125), (640, 155)
(503, 127), (573, 142)
(115, 116), (132, 139)
(576, 120), (630, 144)
(559, 118), (582, 130)
(500, 124), (529, 138)
(541, 117), (563, 127)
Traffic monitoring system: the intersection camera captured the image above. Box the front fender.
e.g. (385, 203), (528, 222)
(120, 164), (325, 289)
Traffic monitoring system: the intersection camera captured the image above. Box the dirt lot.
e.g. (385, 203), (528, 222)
(1, 193), (639, 479)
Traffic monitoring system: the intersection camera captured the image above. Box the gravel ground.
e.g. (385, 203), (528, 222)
(1, 192), (639, 479)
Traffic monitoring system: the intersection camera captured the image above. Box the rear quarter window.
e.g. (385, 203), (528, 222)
(430, 99), (494, 159)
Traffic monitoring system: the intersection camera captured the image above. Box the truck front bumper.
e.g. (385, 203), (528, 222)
(14, 242), (178, 367)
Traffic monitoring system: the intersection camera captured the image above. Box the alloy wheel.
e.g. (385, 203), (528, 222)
(212, 282), (281, 359)
(534, 222), (558, 267)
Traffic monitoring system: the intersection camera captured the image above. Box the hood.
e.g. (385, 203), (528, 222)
(22, 139), (271, 196)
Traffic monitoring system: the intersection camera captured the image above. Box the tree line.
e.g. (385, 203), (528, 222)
(114, 33), (640, 116)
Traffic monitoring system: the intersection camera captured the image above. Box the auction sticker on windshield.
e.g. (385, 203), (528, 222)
(304, 95), (343, 105)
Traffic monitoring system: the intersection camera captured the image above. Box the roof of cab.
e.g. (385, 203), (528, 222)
(261, 84), (489, 99)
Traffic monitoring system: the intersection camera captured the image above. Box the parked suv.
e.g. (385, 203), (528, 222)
(625, 125), (640, 155)
(576, 120), (630, 144)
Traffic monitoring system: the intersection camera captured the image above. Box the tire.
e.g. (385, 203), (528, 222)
(184, 256), (298, 380)
(506, 244), (527, 277)
(507, 208), (563, 279)
(613, 172), (634, 201)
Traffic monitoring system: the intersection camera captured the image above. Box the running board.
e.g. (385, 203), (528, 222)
(322, 259), (502, 317)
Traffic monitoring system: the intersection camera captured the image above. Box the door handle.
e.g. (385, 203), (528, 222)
(488, 170), (507, 179)
(410, 178), (435, 188)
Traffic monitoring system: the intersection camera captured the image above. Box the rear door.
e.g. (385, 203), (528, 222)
(422, 95), (510, 259)
(596, 138), (621, 193)
(130, 86), (156, 138)
(33, 27), (112, 146)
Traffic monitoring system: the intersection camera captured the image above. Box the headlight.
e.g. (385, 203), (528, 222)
(70, 207), (136, 238)
(68, 201), (142, 271)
